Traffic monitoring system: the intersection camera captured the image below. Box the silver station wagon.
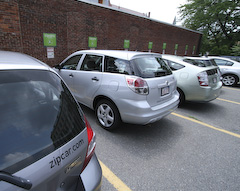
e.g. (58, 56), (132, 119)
(0, 51), (102, 191)
(54, 50), (179, 130)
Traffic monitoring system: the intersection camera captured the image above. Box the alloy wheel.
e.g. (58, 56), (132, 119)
(222, 75), (236, 86)
(97, 103), (114, 128)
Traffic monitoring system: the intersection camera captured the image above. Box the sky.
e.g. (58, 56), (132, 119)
(110, 0), (188, 25)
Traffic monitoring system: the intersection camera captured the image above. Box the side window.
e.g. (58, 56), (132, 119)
(214, 59), (227, 66)
(104, 56), (131, 74)
(226, 61), (234, 66)
(164, 60), (185, 71)
(80, 54), (102, 72)
(61, 55), (82, 70)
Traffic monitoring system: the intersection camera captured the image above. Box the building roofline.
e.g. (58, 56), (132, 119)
(77, 0), (202, 35)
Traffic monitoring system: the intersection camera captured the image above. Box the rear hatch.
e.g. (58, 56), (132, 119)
(205, 68), (221, 87)
(0, 70), (89, 190)
(145, 75), (177, 107)
(130, 56), (177, 107)
(183, 58), (221, 87)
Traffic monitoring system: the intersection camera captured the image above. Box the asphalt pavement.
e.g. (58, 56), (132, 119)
(82, 85), (240, 191)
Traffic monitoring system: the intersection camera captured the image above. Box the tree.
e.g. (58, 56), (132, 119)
(179, 0), (240, 55)
(231, 42), (240, 56)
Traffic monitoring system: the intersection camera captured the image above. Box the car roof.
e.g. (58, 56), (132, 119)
(70, 50), (161, 60)
(162, 54), (185, 61)
(161, 54), (193, 65)
(185, 56), (215, 61)
(207, 56), (240, 63)
(0, 51), (50, 71)
(162, 54), (220, 70)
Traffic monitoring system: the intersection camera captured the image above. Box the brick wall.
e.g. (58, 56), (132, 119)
(0, 0), (202, 66)
(0, 0), (22, 52)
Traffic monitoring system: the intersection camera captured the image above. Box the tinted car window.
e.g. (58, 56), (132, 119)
(80, 54), (103, 71)
(183, 59), (217, 67)
(163, 60), (185, 71)
(0, 70), (85, 174)
(131, 57), (172, 78)
(61, 55), (82, 70)
(104, 56), (132, 74)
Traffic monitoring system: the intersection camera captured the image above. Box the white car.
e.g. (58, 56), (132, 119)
(162, 55), (222, 104)
(206, 56), (240, 86)
(54, 50), (179, 130)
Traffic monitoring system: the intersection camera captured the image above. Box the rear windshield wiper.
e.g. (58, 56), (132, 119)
(0, 171), (32, 190)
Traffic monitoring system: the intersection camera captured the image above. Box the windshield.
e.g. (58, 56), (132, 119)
(183, 59), (217, 67)
(0, 70), (85, 173)
(131, 56), (172, 78)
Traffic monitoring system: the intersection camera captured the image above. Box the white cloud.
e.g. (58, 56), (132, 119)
(0, 152), (30, 169)
(110, 0), (187, 24)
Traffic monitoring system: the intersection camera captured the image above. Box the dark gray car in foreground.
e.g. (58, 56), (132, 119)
(0, 51), (102, 191)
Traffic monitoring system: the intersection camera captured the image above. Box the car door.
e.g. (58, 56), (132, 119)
(55, 54), (83, 94)
(72, 54), (103, 109)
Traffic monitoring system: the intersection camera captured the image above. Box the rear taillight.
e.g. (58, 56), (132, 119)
(82, 116), (96, 172)
(197, 71), (209, 86)
(217, 69), (222, 80)
(126, 76), (149, 95)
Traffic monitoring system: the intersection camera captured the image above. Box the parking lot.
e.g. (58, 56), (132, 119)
(82, 85), (240, 191)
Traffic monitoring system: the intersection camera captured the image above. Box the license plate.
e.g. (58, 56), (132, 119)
(161, 86), (169, 96)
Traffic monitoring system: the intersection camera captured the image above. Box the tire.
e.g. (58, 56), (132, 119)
(95, 99), (121, 130)
(222, 74), (238, 86)
(177, 88), (185, 106)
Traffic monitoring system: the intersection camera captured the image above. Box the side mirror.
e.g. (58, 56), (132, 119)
(54, 64), (62, 70)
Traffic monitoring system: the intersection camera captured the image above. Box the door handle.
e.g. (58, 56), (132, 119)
(69, 73), (74, 77)
(92, 77), (99, 81)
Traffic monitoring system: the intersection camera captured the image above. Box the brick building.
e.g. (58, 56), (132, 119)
(0, 0), (202, 66)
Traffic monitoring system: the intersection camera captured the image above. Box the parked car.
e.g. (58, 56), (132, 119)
(205, 56), (240, 86)
(0, 51), (102, 191)
(220, 55), (240, 62)
(54, 50), (179, 130)
(162, 55), (222, 104)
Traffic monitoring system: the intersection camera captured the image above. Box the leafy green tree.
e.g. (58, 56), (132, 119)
(179, 0), (240, 55)
(231, 42), (240, 55)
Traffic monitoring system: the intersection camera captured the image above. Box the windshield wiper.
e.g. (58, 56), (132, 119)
(0, 171), (32, 190)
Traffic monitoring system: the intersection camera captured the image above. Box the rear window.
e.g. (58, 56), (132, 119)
(0, 70), (85, 173)
(131, 57), (172, 78)
(183, 59), (217, 67)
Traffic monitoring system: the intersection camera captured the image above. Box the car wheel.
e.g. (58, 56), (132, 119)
(222, 74), (237, 86)
(95, 99), (121, 130)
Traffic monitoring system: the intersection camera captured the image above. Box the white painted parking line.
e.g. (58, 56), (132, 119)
(99, 160), (132, 191)
(172, 112), (240, 139)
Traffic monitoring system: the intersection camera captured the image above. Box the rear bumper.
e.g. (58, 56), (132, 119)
(184, 82), (222, 102)
(118, 92), (179, 125)
(80, 154), (102, 191)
